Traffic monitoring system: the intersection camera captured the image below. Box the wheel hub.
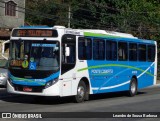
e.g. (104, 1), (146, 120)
(131, 82), (136, 94)
(77, 86), (85, 98)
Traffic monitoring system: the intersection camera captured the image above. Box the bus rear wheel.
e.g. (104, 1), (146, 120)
(74, 81), (86, 103)
(128, 78), (137, 97)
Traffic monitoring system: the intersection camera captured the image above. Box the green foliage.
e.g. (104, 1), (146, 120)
(25, 0), (68, 26)
(25, 0), (160, 40)
(25, 0), (160, 76)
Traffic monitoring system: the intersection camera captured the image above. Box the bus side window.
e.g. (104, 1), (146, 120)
(78, 37), (92, 60)
(118, 42), (128, 61)
(138, 44), (146, 61)
(61, 34), (76, 75)
(93, 39), (105, 60)
(129, 43), (137, 61)
(106, 40), (117, 60)
(147, 45), (155, 62)
(62, 44), (75, 64)
(67, 44), (75, 63)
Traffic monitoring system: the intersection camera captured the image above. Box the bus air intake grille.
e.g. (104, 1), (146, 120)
(13, 84), (44, 93)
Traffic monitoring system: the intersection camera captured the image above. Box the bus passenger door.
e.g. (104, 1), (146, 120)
(61, 34), (76, 96)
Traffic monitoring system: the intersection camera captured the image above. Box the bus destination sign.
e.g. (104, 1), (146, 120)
(12, 29), (58, 37)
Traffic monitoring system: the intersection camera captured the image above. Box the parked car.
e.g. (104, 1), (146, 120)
(0, 59), (8, 87)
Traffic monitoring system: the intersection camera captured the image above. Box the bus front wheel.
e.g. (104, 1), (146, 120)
(128, 78), (137, 97)
(74, 81), (86, 103)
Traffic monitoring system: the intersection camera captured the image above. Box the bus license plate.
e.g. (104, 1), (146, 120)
(23, 87), (32, 92)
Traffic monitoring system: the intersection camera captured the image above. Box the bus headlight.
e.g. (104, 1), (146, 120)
(45, 78), (59, 88)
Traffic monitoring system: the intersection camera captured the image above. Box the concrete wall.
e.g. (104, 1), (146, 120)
(0, 0), (25, 28)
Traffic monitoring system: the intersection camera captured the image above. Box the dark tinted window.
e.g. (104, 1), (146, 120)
(129, 43), (137, 61)
(138, 44), (146, 61)
(118, 42), (128, 61)
(61, 34), (76, 75)
(106, 41), (117, 60)
(78, 38), (92, 60)
(148, 45), (155, 62)
(66, 44), (75, 63)
(5, 1), (16, 16)
(93, 39), (105, 60)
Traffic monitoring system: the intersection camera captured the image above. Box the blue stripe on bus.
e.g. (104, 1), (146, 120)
(9, 71), (60, 86)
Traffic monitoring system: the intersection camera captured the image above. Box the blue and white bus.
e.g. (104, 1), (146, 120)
(6, 26), (157, 102)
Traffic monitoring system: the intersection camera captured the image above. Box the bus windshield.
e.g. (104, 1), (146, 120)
(9, 40), (60, 71)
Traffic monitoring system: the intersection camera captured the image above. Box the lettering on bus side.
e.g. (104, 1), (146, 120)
(132, 71), (137, 74)
(91, 69), (113, 75)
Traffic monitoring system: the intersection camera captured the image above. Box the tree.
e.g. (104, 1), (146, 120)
(25, 0), (160, 69)
(25, 0), (68, 26)
(25, 0), (160, 40)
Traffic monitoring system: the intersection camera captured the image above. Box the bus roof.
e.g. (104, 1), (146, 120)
(64, 28), (155, 43)
(80, 29), (137, 39)
(18, 26), (136, 38)
(15, 26), (155, 43)
(17, 26), (140, 39)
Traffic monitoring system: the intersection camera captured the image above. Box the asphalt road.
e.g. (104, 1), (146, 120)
(0, 85), (160, 121)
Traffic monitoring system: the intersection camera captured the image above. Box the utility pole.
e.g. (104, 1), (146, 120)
(68, 5), (71, 28)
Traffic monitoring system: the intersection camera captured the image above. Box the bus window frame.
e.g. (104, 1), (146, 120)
(93, 38), (105, 60)
(118, 41), (128, 61)
(147, 44), (155, 62)
(138, 44), (147, 62)
(129, 42), (138, 61)
(106, 39), (117, 61)
(78, 37), (92, 60)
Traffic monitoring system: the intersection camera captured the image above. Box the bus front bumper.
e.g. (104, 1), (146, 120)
(7, 80), (60, 96)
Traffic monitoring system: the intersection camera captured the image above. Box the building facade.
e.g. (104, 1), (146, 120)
(0, 0), (25, 29)
(0, 0), (25, 58)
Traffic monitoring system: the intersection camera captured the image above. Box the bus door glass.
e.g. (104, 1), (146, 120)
(61, 34), (76, 75)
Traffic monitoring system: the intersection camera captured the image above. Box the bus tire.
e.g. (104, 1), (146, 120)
(74, 81), (86, 103)
(128, 78), (137, 97)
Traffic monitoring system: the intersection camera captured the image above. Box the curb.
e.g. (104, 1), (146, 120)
(147, 84), (160, 88)
(154, 83), (160, 87)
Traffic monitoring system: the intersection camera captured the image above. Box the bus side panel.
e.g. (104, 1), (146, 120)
(61, 60), (92, 96)
(60, 69), (77, 97)
(137, 62), (155, 89)
(86, 61), (155, 94)
(76, 60), (93, 94)
(92, 83), (130, 94)
(87, 61), (130, 94)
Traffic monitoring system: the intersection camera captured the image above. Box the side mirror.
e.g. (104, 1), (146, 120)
(65, 47), (70, 56)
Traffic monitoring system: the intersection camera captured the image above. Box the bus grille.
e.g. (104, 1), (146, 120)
(14, 84), (44, 93)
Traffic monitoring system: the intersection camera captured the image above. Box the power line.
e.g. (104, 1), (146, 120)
(0, 0), (159, 34)
(53, 0), (160, 14)
(0, 0), (91, 27)
(0, 4), (89, 28)
(1, 0), (159, 27)
(87, 0), (160, 14)
(24, 0), (160, 24)
(0, 1), (116, 29)
(0, 0), (85, 28)
(68, 2), (160, 26)
(0, 0), (67, 20)
(0, 3), (158, 33)
(0, 5), (59, 21)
